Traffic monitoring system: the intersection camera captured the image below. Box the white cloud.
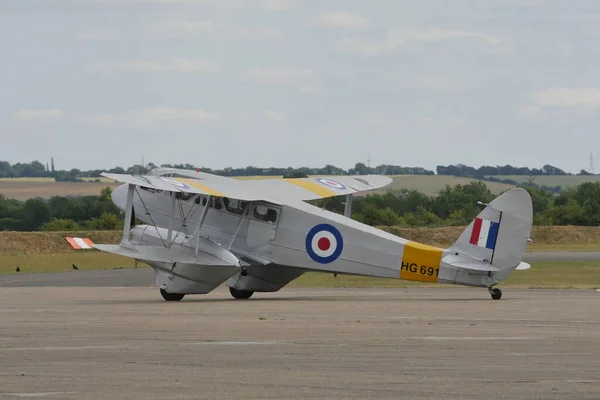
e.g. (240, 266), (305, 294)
(76, 30), (123, 41)
(78, 19), (281, 42)
(409, 76), (460, 92)
(361, 111), (466, 129)
(89, 58), (221, 73)
(317, 11), (370, 30)
(13, 109), (64, 120)
(141, 20), (215, 38)
(263, 109), (286, 121)
(340, 29), (507, 56)
(534, 87), (600, 108)
(241, 66), (324, 94)
(95, 0), (292, 11)
(255, 0), (293, 11)
(522, 87), (600, 118)
(85, 108), (286, 126)
(241, 66), (315, 84)
(88, 107), (218, 125)
(555, 38), (574, 56)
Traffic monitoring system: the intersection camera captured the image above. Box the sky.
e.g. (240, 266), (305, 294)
(2, 0), (600, 173)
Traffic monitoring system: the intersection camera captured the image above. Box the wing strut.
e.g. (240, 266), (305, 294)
(194, 195), (211, 256)
(343, 194), (353, 218)
(121, 184), (135, 247)
(227, 201), (252, 251)
(166, 191), (176, 247)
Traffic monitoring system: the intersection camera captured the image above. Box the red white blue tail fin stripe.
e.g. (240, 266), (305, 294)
(469, 217), (499, 250)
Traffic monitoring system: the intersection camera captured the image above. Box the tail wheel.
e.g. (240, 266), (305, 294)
(229, 287), (254, 300)
(160, 288), (185, 301)
(489, 288), (502, 300)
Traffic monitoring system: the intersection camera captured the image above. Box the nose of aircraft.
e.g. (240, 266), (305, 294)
(111, 183), (128, 210)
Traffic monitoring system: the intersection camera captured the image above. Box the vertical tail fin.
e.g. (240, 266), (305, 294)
(448, 188), (533, 279)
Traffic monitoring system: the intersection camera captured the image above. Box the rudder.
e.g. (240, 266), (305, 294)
(448, 188), (533, 280)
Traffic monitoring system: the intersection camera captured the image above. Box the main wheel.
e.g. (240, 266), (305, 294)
(490, 288), (502, 300)
(229, 287), (254, 300)
(160, 288), (185, 301)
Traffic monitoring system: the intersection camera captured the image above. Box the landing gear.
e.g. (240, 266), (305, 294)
(489, 287), (502, 300)
(229, 287), (254, 299)
(160, 288), (185, 301)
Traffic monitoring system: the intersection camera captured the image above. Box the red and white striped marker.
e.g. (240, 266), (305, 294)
(65, 237), (95, 250)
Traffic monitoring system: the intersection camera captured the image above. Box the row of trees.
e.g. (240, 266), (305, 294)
(0, 188), (122, 231)
(435, 163), (595, 177)
(0, 160), (435, 179)
(1, 181), (599, 232)
(330, 181), (600, 227)
(4, 160), (596, 181)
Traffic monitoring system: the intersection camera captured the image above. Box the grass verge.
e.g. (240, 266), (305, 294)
(0, 252), (143, 275)
(2, 252), (599, 289)
(287, 261), (600, 289)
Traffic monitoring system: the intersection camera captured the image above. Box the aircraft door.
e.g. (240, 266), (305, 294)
(245, 203), (279, 249)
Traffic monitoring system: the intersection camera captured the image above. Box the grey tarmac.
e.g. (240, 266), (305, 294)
(1, 251), (599, 288)
(0, 286), (599, 400)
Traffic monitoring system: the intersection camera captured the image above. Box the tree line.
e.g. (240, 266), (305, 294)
(4, 159), (595, 182)
(1, 181), (599, 232)
(0, 160), (435, 180)
(0, 187), (122, 231)
(435, 163), (593, 177)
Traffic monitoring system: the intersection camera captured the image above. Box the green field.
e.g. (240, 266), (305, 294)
(385, 175), (514, 195)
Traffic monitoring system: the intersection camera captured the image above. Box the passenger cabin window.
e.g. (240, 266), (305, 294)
(175, 192), (196, 201)
(194, 196), (223, 210)
(252, 204), (278, 223)
(223, 198), (248, 215)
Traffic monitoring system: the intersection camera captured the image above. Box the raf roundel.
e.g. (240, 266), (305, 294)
(315, 178), (347, 190)
(305, 224), (344, 264)
(158, 177), (190, 190)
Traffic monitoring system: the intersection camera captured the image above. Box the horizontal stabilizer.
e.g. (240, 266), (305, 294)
(442, 254), (500, 272)
(93, 243), (241, 266)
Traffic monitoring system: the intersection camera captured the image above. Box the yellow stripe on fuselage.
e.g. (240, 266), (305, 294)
(176, 178), (226, 197)
(284, 179), (336, 198)
(399, 241), (443, 283)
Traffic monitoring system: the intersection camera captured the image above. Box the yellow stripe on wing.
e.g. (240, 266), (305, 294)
(284, 179), (337, 198)
(176, 178), (226, 197)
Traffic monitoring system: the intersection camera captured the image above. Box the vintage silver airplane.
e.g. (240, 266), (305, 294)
(94, 167), (533, 301)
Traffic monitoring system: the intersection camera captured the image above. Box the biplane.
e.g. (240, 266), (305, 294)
(94, 168), (533, 301)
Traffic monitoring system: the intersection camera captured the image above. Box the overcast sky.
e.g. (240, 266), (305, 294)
(2, 0), (600, 173)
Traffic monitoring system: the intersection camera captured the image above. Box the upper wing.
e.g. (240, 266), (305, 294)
(237, 175), (393, 201)
(102, 172), (393, 203)
(149, 167), (234, 183)
(101, 172), (267, 202)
